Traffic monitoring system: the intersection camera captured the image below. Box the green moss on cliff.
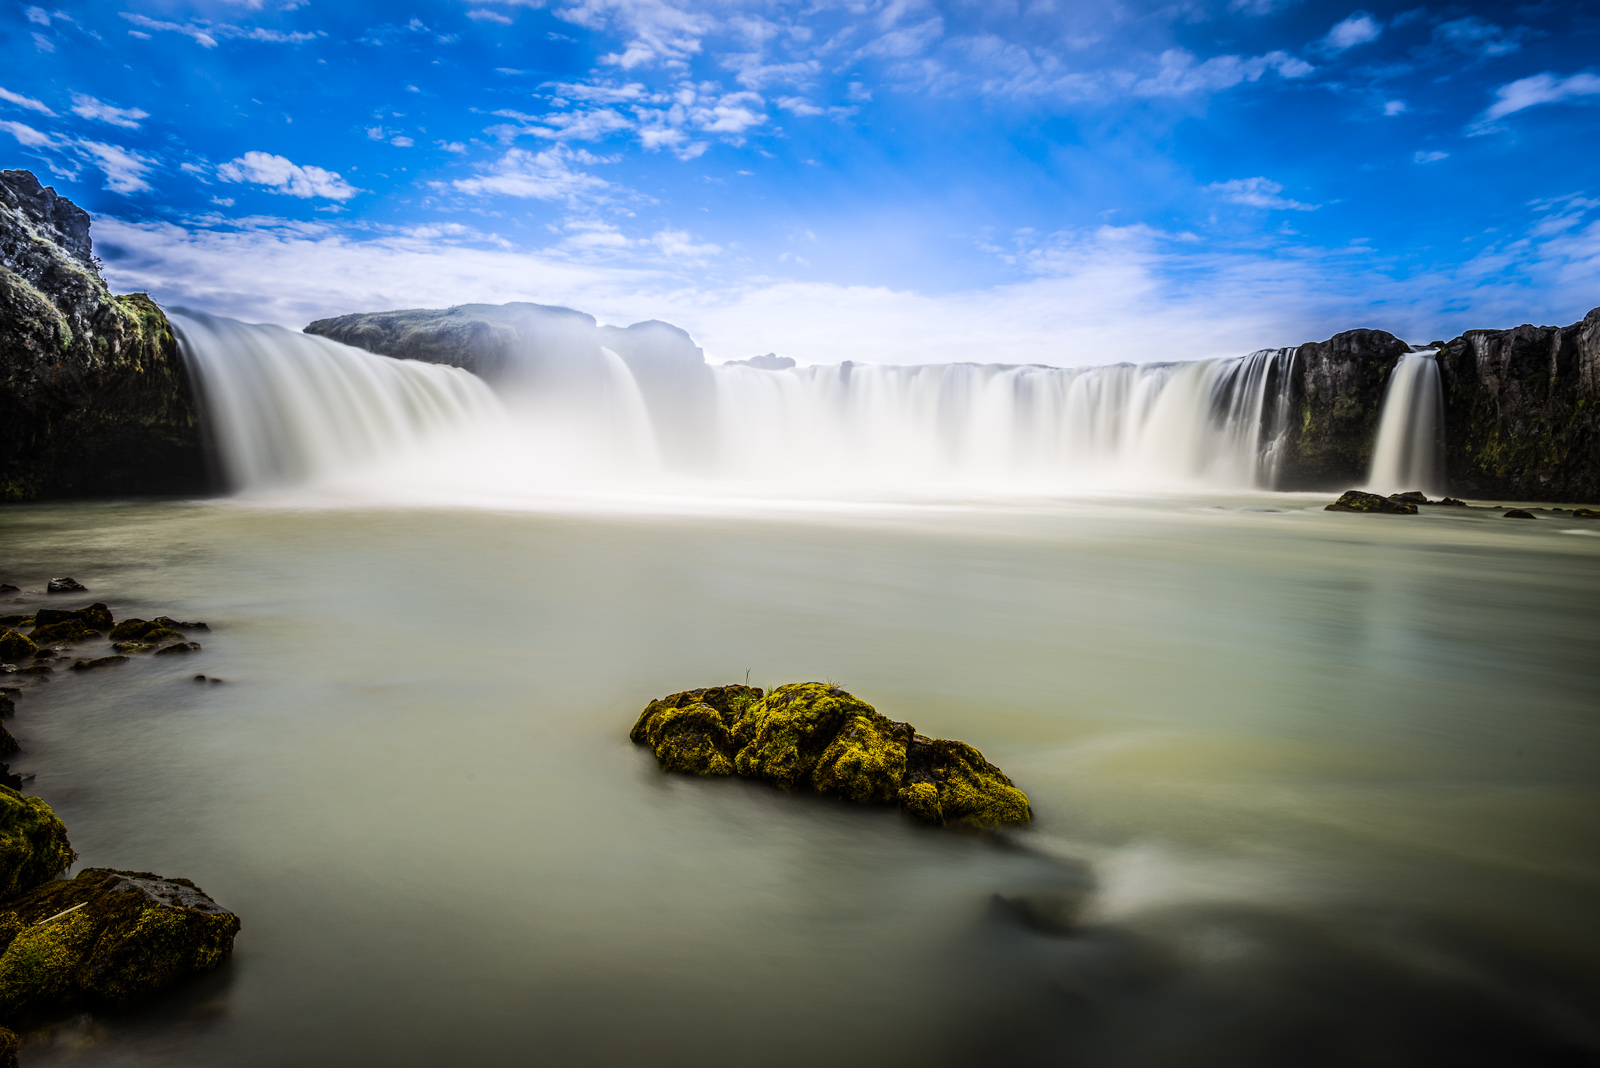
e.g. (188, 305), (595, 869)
(0, 785), (75, 899)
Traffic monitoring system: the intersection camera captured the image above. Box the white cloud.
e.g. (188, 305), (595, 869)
(25, 6), (50, 25)
(1480, 72), (1600, 124)
(776, 96), (824, 116)
(33, 32), (54, 53)
(1432, 17), (1522, 59)
(1383, 99), (1406, 116)
(452, 145), (611, 203)
(121, 13), (218, 47)
(1413, 150), (1448, 163)
(0, 86), (54, 116)
(1208, 177), (1318, 211)
(1319, 13), (1382, 54)
(467, 9), (514, 24)
(0, 119), (65, 149)
(70, 94), (150, 129)
(1133, 49), (1313, 97)
(217, 151), (360, 199)
(649, 228), (720, 261)
(391, 136), (414, 147)
(77, 140), (155, 193)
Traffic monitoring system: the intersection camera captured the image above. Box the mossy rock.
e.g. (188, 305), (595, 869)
(0, 619), (31, 631)
(0, 727), (15, 759)
(1325, 490), (1417, 514)
(33, 604), (112, 631)
(0, 867), (240, 1027)
(0, 1025), (15, 1068)
(152, 642), (199, 657)
(632, 682), (1032, 829)
(0, 632), (36, 663)
(108, 620), (183, 644)
(28, 621), (102, 645)
(70, 655), (127, 672)
(0, 786), (74, 900)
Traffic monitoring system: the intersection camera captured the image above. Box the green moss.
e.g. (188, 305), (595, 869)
(0, 631), (37, 663)
(28, 620), (102, 645)
(0, 785), (75, 899)
(0, 867), (240, 1027)
(0, 1025), (16, 1068)
(632, 682), (1032, 830)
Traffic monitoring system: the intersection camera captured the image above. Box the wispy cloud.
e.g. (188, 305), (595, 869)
(0, 86), (55, 116)
(1208, 177), (1319, 211)
(1317, 12), (1382, 55)
(70, 94), (150, 129)
(217, 151), (360, 199)
(1479, 71), (1600, 125)
(77, 140), (156, 193)
(452, 145), (612, 204)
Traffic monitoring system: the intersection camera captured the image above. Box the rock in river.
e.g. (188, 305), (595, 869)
(1325, 490), (1418, 514)
(631, 683), (1032, 829)
(0, 785), (74, 900)
(0, 867), (240, 1027)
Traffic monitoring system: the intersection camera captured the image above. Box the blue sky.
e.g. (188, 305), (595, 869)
(2, 0), (1597, 363)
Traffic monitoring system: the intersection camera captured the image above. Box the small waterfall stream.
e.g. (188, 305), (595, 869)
(1368, 352), (1444, 495)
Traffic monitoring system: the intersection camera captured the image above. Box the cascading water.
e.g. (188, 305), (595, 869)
(1367, 352), (1444, 495)
(171, 310), (507, 492)
(172, 310), (1310, 500)
(710, 348), (1298, 492)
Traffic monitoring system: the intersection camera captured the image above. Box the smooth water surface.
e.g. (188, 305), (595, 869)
(2, 495), (1598, 1066)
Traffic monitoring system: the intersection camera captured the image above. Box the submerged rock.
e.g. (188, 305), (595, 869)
(153, 616), (207, 632)
(0, 867), (240, 1026)
(1503, 509), (1536, 519)
(70, 655), (127, 671)
(1574, 508), (1599, 518)
(1432, 497), (1469, 506)
(108, 619), (183, 644)
(1325, 490), (1418, 514)
(153, 642), (200, 656)
(631, 682), (1032, 829)
(0, 785), (74, 899)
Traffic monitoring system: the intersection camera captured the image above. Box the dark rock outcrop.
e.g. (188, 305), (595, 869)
(0, 867), (240, 1027)
(1, 170), (210, 501)
(1435, 308), (1600, 501)
(631, 682), (1032, 829)
(1276, 330), (1414, 490)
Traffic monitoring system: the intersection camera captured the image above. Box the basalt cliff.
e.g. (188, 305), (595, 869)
(0, 170), (208, 502)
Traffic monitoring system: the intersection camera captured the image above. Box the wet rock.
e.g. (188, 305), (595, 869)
(0, 1025), (15, 1068)
(0, 694), (12, 718)
(1432, 497), (1469, 506)
(1503, 509), (1536, 519)
(0, 726), (15, 758)
(1389, 490), (1430, 503)
(632, 682), (1032, 829)
(1324, 490), (1418, 514)
(0, 585), (16, 594)
(108, 620), (183, 644)
(111, 642), (154, 654)
(14, 666), (48, 677)
(34, 603), (112, 631)
(1574, 508), (1599, 518)
(70, 655), (127, 671)
(0, 785), (75, 899)
(153, 616), (207, 632)
(0, 770), (17, 792)
(0, 631), (36, 663)
(0, 618), (30, 629)
(152, 642), (200, 656)
(45, 579), (86, 594)
(28, 621), (102, 645)
(0, 867), (239, 1027)
(31, 649), (54, 660)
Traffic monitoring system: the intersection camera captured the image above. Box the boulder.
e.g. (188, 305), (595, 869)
(153, 616), (207, 631)
(152, 642), (200, 656)
(0, 632), (35, 663)
(45, 578), (85, 594)
(0, 867), (239, 1027)
(1574, 508), (1598, 518)
(34, 603), (112, 631)
(29, 620), (101, 645)
(70, 655), (127, 671)
(0, 726), (15, 758)
(0, 785), (74, 899)
(1389, 491), (1429, 503)
(1324, 490), (1418, 514)
(1503, 509), (1536, 519)
(1, 170), (208, 502)
(109, 620), (183, 644)
(631, 683), (1032, 829)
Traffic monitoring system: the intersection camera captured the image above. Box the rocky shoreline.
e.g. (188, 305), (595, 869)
(2, 165), (1597, 504)
(0, 578), (238, 1065)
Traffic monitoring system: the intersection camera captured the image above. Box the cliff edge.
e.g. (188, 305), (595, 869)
(0, 170), (208, 502)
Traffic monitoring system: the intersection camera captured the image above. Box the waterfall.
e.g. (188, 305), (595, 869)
(709, 348), (1298, 492)
(172, 310), (1307, 500)
(1367, 352), (1444, 495)
(172, 310), (506, 492)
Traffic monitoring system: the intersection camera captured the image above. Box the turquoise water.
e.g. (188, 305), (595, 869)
(2, 493), (1598, 1066)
